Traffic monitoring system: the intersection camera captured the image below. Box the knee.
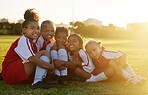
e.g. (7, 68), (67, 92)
(73, 68), (80, 74)
(109, 60), (116, 66)
(109, 60), (117, 69)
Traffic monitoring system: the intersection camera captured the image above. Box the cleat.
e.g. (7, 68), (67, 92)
(31, 81), (56, 89)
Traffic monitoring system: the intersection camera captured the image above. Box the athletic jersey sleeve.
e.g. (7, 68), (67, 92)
(78, 49), (89, 66)
(35, 35), (53, 52)
(35, 35), (43, 51)
(78, 49), (95, 73)
(14, 36), (35, 63)
(102, 50), (124, 59)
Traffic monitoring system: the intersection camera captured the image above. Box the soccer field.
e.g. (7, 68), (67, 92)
(0, 35), (148, 95)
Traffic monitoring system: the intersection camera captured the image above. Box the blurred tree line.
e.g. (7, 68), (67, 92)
(0, 22), (22, 35)
(0, 21), (145, 39)
(70, 21), (147, 39)
(70, 21), (130, 39)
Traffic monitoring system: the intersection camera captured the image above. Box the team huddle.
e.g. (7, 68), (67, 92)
(1, 9), (146, 89)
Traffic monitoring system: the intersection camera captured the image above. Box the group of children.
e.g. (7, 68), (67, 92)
(1, 8), (146, 89)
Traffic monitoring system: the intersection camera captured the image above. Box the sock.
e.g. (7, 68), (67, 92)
(86, 72), (108, 82)
(124, 64), (137, 76)
(33, 56), (50, 84)
(58, 49), (68, 61)
(122, 69), (133, 80)
(58, 49), (68, 76)
(50, 50), (58, 59)
(51, 50), (61, 76)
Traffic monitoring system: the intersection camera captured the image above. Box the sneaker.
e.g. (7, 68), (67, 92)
(136, 75), (147, 82)
(128, 76), (141, 85)
(61, 80), (69, 85)
(31, 81), (56, 89)
(44, 80), (58, 85)
(55, 75), (61, 84)
(60, 76), (69, 85)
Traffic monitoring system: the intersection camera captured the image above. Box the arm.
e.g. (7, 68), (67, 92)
(79, 50), (90, 67)
(70, 57), (82, 67)
(28, 56), (55, 70)
(53, 59), (77, 70)
(35, 50), (50, 58)
(29, 50), (54, 70)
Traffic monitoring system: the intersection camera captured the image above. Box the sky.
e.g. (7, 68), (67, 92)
(0, 0), (148, 28)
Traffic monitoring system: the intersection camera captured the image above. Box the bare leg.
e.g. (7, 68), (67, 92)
(103, 66), (115, 78)
(24, 62), (36, 78)
(108, 60), (121, 75)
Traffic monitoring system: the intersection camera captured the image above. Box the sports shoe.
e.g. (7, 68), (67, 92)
(44, 80), (58, 85)
(128, 76), (141, 85)
(136, 75), (147, 81)
(55, 75), (69, 85)
(60, 76), (69, 85)
(31, 81), (56, 89)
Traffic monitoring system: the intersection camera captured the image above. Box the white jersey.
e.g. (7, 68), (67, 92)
(102, 49), (124, 59)
(35, 35), (54, 52)
(69, 49), (95, 73)
(14, 36), (37, 63)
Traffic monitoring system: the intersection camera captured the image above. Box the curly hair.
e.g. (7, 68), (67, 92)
(24, 8), (39, 21)
(22, 8), (39, 28)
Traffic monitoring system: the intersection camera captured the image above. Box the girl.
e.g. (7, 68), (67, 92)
(35, 20), (55, 52)
(85, 40), (146, 85)
(50, 27), (69, 84)
(66, 34), (114, 82)
(2, 9), (55, 89)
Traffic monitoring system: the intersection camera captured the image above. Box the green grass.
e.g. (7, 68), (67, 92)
(0, 35), (148, 95)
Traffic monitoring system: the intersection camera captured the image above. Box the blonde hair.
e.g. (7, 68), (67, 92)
(85, 40), (102, 49)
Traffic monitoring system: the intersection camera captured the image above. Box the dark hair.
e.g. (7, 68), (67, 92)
(68, 34), (83, 48)
(55, 27), (69, 36)
(41, 20), (55, 30)
(22, 8), (39, 28)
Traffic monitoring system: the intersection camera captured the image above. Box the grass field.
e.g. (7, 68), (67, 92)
(0, 35), (148, 95)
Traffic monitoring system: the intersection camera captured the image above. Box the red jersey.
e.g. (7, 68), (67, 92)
(2, 36), (37, 84)
(92, 48), (125, 75)
(35, 35), (54, 51)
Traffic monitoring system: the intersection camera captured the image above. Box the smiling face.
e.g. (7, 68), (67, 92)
(85, 42), (102, 59)
(23, 21), (39, 40)
(67, 35), (82, 53)
(55, 31), (68, 46)
(40, 23), (55, 42)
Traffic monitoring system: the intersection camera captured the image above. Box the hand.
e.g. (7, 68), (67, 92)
(58, 45), (65, 50)
(69, 61), (77, 69)
(59, 66), (67, 70)
(70, 57), (82, 67)
(51, 45), (58, 50)
(53, 59), (63, 68)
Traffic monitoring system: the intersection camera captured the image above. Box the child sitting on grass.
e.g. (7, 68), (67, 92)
(85, 40), (146, 85)
(50, 27), (69, 85)
(35, 20), (55, 52)
(2, 8), (56, 89)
